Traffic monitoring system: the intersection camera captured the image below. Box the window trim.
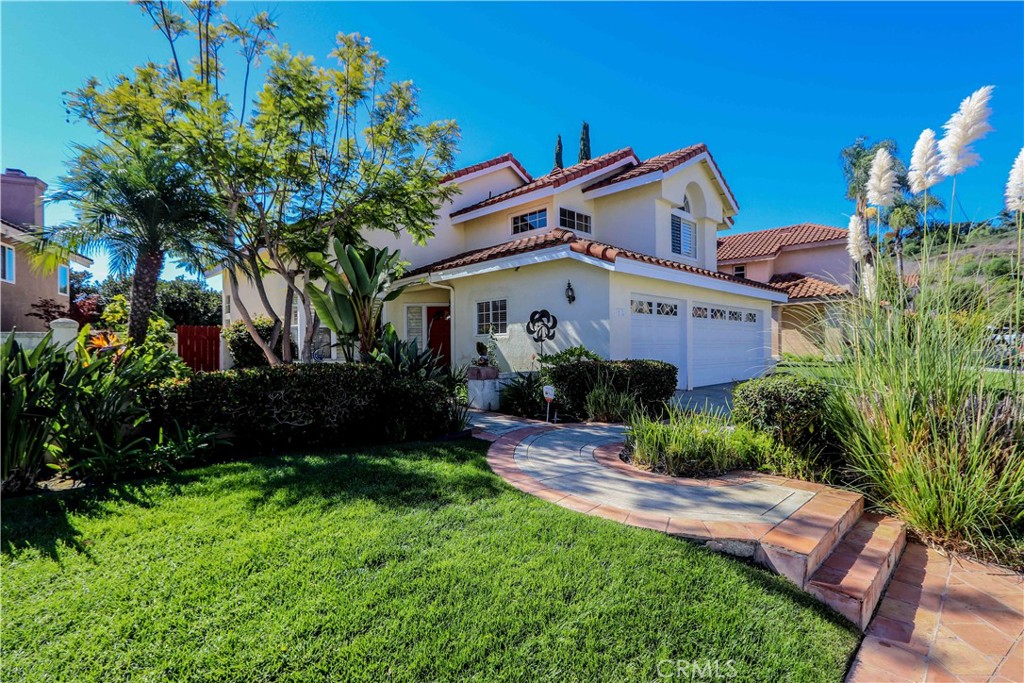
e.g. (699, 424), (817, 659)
(511, 208), (548, 235)
(1, 244), (15, 284)
(670, 211), (697, 260)
(57, 264), (70, 296)
(476, 298), (508, 336)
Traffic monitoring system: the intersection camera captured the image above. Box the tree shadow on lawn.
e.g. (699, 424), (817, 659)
(1, 438), (502, 562)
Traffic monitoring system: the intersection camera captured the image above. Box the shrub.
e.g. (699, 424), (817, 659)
(1, 329), (204, 491)
(627, 408), (785, 477)
(537, 345), (602, 369)
(546, 359), (677, 419)
(150, 363), (452, 452)
(499, 372), (545, 419)
(222, 316), (297, 368)
(370, 325), (445, 381)
(733, 374), (832, 457)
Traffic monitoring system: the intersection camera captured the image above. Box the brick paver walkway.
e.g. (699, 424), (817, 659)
(471, 413), (1024, 683)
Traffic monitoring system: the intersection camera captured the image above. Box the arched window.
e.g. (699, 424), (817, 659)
(681, 194), (692, 214)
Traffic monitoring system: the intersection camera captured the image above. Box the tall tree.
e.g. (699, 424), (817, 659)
(554, 134), (564, 169)
(840, 137), (905, 221)
(578, 121), (591, 162)
(48, 142), (225, 343)
(66, 6), (459, 363)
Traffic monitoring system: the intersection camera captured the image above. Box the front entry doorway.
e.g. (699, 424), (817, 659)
(426, 306), (452, 369)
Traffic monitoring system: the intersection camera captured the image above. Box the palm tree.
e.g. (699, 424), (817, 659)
(50, 142), (225, 343)
(840, 137), (906, 220)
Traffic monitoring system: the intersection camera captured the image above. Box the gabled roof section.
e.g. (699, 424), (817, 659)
(717, 223), (848, 262)
(407, 227), (781, 294)
(441, 153), (532, 184)
(582, 144), (739, 214)
(449, 148), (639, 219)
(768, 272), (850, 300)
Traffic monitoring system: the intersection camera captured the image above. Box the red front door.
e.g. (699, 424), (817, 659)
(426, 306), (451, 369)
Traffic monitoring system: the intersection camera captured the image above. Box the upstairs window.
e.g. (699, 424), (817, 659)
(58, 265), (70, 295)
(559, 208), (591, 233)
(681, 194), (692, 214)
(671, 214), (696, 259)
(733, 264), (746, 279)
(476, 299), (507, 334)
(1, 245), (14, 283)
(511, 209), (547, 235)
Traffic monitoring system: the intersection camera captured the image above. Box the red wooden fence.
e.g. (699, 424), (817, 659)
(177, 325), (221, 372)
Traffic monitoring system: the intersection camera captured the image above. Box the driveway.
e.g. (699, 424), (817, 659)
(672, 382), (735, 414)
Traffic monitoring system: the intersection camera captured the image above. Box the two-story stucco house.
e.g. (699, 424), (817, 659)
(717, 224), (853, 357)
(220, 144), (790, 388)
(1, 169), (92, 332)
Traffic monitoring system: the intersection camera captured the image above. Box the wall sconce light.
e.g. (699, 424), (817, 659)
(565, 280), (576, 304)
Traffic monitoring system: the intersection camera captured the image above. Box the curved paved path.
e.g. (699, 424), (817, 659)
(472, 413), (1024, 683)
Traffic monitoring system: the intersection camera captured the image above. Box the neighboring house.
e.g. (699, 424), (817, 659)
(1, 169), (92, 332)
(221, 144), (789, 388)
(716, 224), (853, 357)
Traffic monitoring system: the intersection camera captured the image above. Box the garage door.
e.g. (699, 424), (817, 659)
(630, 296), (685, 388)
(690, 303), (767, 387)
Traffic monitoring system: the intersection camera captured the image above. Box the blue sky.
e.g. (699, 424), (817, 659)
(3, 2), (1022, 283)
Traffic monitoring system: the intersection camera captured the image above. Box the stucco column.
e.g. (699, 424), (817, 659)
(48, 318), (79, 351)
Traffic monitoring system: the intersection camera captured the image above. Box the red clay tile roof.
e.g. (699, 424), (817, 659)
(449, 148), (639, 218)
(441, 153), (532, 184)
(406, 227), (782, 294)
(717, 223), (848, 261)
(582, 144), (739, 211)
(768, 272), (850, 300)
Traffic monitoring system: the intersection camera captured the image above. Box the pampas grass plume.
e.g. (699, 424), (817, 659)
(908, 129), (943, 194)
(938, 86), (994, 177)
(866, 148), (897, 207)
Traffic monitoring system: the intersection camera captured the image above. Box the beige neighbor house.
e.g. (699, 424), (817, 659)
(716, 224), (853, 357)
(1, 169), (92, 333)
(219, 144), (791, 388)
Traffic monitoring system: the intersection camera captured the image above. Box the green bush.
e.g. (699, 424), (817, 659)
(546, 359), (677, 419)
(627, 408), (786, 477)
(499, 372), (545, 419)
(150, 363), (453, 452)
(1, 329), (205, 491)
(537, 345), (602, 370)
(733, 374), (832, 456)
(222, 316), (297, 368)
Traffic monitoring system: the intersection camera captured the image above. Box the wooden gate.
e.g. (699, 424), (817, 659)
(177, 325), (221, 372)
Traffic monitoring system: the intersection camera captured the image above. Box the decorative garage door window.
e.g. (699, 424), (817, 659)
(631, 299), (653, 315)
(694, 303), (760, 324)
(656, 302), (678, 316)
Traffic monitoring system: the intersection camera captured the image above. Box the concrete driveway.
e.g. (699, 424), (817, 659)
(672, 382), (736, 414)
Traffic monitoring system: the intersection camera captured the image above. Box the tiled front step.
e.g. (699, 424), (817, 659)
(807, 513), (907, 630)
(755, 490), (864, 587)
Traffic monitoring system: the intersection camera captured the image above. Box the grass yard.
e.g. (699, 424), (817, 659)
(2, 439), (860, 682)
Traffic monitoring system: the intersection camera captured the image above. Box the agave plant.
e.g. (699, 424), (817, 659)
(370, 324), (445, 381)
(306, 240), (408, 360)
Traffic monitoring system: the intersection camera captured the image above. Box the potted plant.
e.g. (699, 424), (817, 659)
(467, 336), (499, 380)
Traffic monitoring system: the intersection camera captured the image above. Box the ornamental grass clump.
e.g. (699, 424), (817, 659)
(627, 408), (784, 478)
(822, 86), (1023, 565)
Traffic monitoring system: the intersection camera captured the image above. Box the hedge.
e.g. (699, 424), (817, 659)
(148, 363), (452, 453)
(732, 373), (832, 456)
(546, 360), (677, 418)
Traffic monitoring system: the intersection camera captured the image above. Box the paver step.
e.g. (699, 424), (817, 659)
(755, 490), (864, 587)
(807, 513), (907, 630)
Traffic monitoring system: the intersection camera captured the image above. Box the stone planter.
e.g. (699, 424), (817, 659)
(467, 366), (499, 380)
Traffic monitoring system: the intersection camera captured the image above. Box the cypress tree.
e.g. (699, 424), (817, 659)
(554, 134), (564, 169)
(578, 121), (591, 162)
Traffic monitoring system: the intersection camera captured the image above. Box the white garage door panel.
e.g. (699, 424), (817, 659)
(691, 303), (767, 387)
(630, 297), (685, 388)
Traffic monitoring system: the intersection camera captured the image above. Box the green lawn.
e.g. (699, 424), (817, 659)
(2, 439), (859, 682)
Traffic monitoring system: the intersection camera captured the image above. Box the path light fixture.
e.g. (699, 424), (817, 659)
(565, 280), (576, 304)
